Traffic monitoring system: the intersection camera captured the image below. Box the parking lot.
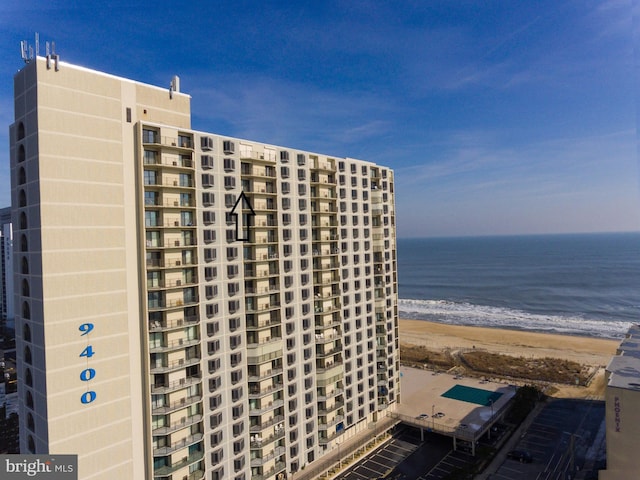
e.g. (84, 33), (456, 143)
(335, 427), (486, 480)
(490, 399), (605, 480)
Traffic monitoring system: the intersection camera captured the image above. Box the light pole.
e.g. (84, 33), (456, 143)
(488, 399), (494, 439)
(432, 404), (435, 430)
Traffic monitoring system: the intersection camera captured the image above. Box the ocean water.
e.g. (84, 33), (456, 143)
(397, 232), (640, 339)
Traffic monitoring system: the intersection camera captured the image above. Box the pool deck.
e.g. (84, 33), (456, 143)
(393, 366), (517, 453)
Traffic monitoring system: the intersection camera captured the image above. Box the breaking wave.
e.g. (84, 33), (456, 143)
(398, 298), (632, 339)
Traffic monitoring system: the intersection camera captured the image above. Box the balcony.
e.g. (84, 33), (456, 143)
(318, 401), (344, 415)
(149, 337), (200, 353)
(315, 361), (343, 375)
(152, 414), (203, 435)
(149, 315), (198, 332)
(151, 394), (202, 415)
(152, 432), (203, 456)
(151, 374), (201, 394)
(245, 302), (281, 313)
(153, 449), (204, 477)
(248, 398), (284, 416)
(149, 356), (201, 374)
(246, 317), (281, 331)
(250, 427), (285, 446)
(316, 388), (344, 401)
(251, 461), (286, 480)
(318, 425), (345, 442)
(249, 416), (285, 434)
(247, 367), (283, 383)
(250, 446), (286, 467)
(248, 382), (283, 399)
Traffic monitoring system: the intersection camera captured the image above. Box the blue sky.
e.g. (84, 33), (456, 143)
(0, 0), (638, 237)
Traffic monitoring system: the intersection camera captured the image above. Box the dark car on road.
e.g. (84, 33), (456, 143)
(507, 450), (532, 463)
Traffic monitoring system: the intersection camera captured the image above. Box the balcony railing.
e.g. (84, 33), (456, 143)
(247, 367), (283, 382)
(249, 415), (285, 434)
(152, 433), (203, 456)
(151, 395), (202, 415)
(149, 315), (198, 332)
(152, 414), (203, 435)
(153, 449), (204, 476)
(149, 337), (200, 353)
(151, 374), (201, 394)
(150, 356), (201, 374)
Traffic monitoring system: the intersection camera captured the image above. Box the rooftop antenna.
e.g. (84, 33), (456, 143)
(46, 40), (60, 71)
(20, 40), (33, 64)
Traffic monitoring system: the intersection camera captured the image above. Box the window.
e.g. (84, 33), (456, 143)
(281, 182), (290, 194)
(143, 129), (158, 143)
(224, 158), (235, 171)
(230, 352), (242, 366)
(281, 166), (290, 178)
(281, 150), (290, 162)
(298, 184), (307, 195)
(298, 169), (306, 181)
(209, 377), (222, 393)
(143, 170), (157, 186)
(225, 194), (236, 208)
(231, 387), (242, 402)
(202, 192), (215, 207)
(230, 369), (242, 384)
(202, 174), (214, 188)
(205, 285), (218, 299)
(204, 267), (217, 281)
(227, 282), (239, 295)
(202, 211), (215, 225)
(204, 248), (217, 262)
(204, 229), (216, 243)
(298, 199), (307, 210)
(282, 198), (291, 210)
(297, 154), (306, 165)
(223, 140), (235, 154)
(201, 155), (214, 169)
(227, 247), (238, 260)
(224, 176), (236, 189)
(206, 304), (219, 318)
(299, 214), (307, 225)
(201, 136), (213, 150)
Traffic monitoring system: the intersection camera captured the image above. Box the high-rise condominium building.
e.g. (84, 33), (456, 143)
(10, 57), (398, 480)
(0, 206), (13, 325)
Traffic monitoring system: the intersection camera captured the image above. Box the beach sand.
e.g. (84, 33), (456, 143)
(399, 318), (619, 367)
(399, 319), (620, 398)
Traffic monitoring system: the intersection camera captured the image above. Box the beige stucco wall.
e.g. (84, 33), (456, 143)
(16, 57), (191, 480)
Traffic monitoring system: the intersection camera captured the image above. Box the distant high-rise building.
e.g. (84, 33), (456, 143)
(10, 57), (399, 480)
(0, 206), (13, 325)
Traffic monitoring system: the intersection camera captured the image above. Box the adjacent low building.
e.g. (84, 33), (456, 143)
(600, 325), (640, 480)
(10, 56), (399, 480)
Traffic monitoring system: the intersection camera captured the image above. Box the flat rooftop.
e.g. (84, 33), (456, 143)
(395, 366), (516, 441)
(607, 324), (640, 390)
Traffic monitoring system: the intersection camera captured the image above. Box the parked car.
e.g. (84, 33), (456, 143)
(507, 450), (532, 463)
(415, 413), (429, 420)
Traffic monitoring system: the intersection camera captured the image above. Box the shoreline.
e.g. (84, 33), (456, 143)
(399, 318), (619, 367)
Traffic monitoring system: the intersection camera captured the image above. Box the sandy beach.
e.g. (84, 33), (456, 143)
(399, 318), (619, 367)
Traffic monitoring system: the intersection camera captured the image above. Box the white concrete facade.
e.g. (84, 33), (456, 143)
(10, 57), (398, 480)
